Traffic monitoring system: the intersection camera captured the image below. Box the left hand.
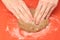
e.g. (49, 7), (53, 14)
(2, 0), (33, 23)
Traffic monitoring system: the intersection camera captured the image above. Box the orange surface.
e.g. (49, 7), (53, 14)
(0, 0), (60, 40)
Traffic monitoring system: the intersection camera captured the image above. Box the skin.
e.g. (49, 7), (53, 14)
(34, 0), (59, 24)
(2, 0), (33, 23)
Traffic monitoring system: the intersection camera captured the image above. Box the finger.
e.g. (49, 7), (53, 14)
(35, 3), (48, 24)
(46, 4), (58, 19)
(18, 0), (33, 20)
(34, 0), (42, 21)
(12, 6), (30, 23)
(18, 5), (32, 22)
(39, 0), (59, 22)
(10, 0), (31, 23)
(2, 0), (29, 23)
(40, 3), (54, 23)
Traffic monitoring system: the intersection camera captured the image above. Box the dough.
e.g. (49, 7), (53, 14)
(18, 19), (49, 33)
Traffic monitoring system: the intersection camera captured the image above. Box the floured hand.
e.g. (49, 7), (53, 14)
(2, 0), (33, 23)
(34, 0), (59, 24)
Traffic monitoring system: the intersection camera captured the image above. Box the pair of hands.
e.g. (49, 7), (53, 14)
(2, 0), (58, 32)
(2, 0), (58, 24)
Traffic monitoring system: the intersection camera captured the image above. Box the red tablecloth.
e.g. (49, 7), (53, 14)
(0, 0), (60, 40)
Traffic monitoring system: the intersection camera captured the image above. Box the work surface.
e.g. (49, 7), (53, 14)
(0, 0), (60, 40)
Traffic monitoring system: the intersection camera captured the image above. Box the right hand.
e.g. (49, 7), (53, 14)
(34, 0), (58, 24)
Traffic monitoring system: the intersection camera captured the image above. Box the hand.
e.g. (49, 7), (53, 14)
(2, 0), (33, 23)
(34, 0), (59, 24)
